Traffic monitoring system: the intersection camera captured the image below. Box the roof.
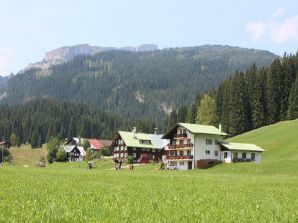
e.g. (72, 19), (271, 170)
(117, 131), (169, 149)
(66, 137), (112, 150)
(63, 145), (86, 156)
(219, 142), (265, 152)
(162, 123), (227, 138)
(88, 139), (112, 150)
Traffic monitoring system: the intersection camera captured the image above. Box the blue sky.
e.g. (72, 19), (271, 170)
(0, 0), (298, 75)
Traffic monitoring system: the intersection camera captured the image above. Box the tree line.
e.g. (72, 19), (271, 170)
(185, 52), (298, 136)
(0, 99), (161, 148)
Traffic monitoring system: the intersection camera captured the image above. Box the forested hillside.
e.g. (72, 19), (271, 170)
(0, 45), (277, 121)
(0, 99), (159, 148)
(186, 53), (298, 136)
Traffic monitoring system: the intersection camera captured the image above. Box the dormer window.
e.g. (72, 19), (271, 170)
(139, 140), (151, 145)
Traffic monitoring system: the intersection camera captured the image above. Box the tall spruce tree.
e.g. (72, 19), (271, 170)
(267, 60), (282, 124)
(287, 73), (298, 119)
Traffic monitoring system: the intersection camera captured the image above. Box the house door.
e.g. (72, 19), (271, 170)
(188, 161), (192, 170)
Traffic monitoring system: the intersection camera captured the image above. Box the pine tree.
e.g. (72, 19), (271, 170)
(31, 131), (39, 149)
(267, 60), (282, 124)
(287, 73), (298, 119)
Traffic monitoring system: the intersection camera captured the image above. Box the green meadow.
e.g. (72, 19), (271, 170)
(0, 120), (298, 222)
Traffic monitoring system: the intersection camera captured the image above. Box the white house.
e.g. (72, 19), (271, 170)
(162, 123), (264, 170)
(62, 145), (86, 162)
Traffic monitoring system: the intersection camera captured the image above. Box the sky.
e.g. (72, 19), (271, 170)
(0, 0), (298, 76)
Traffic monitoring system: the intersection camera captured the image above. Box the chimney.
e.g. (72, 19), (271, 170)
(132, 127), (137, 139)
(219, 124), (222, 133)
(154, 128), (158, 135)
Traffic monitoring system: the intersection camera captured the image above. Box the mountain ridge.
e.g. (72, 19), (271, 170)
(20, 44), (158, 72)
(0, 45), (279, 122)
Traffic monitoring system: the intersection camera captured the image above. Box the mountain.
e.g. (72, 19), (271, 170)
(0, 45), (278, 121)
(20, 44), (158, 72)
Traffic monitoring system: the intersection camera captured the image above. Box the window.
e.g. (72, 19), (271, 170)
(205, 150), (210, 155)
(133, 147), (136, 151)
(233, 152), (238, 159)
(214, 150), (218, 156)
(224, 152), (228, 158)
(206, 139), (212, 145)
(172, 140), (176, 145)
(242, 153), (246, 159)
(140, 140), (151, 145)
(179, 151), (183, 156)
(183, 129), (186, 134)
(133, 153), (136, 158)
(179, 140), (183, 145)
(179, 129), (183, 134)
(180, 161), (184, 165)
(187, 139), (191, 144)
(251, 153), (255, 161)
(170, 151), (177, 156)
(152, 149), (156, 152)
(215, 139), (219, 145)
(187, 150), (191, 155)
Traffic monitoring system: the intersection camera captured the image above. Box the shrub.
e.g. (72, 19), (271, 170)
(47, 137), (60, 163)
(127, 155), (134, 164)
(159, 162), (165, 170)
(56, 148), (68, 162)
(0, 147), (13, 163)
(100, 146), (112, 156)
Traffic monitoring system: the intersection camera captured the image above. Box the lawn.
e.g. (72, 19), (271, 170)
(0, 120), (297, 222)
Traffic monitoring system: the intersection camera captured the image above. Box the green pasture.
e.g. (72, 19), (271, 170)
(0, 120), (297, 222)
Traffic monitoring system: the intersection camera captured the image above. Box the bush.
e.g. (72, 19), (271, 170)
(85, 148), (93, 161)
(0, 147), (13, 163)
(127, 155), (134, 164)
(100, 146), (112, 156)
(47, 137), (60, 163)
(56, 148), (68, 162)
(159, 162), (165, 170)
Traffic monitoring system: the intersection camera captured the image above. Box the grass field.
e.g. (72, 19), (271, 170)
(0, 120), (297, 222)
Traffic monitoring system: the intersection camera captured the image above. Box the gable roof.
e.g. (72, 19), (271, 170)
(162, 123), (227, 138)
(62, 145), (86, 156)
(88, 139), (112, 150)
(220, 142), (265, 152)
(116, 131), (169, 149)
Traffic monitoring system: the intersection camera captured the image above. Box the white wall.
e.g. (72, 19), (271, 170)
(221, 151), (232, 163)
(222, 151), (262, 163)
(194, 134), (222, 161)
(167, 160), (190, 170)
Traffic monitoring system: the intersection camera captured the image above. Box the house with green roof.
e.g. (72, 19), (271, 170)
(162, 123), (264, 170)
(111, 127), (169, 163)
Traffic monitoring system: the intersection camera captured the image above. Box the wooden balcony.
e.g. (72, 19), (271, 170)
(113, 150), (127, 154)
(166, 155), (193, 160)
(173, 133), (187, 138)
(168, 143), (193, 150)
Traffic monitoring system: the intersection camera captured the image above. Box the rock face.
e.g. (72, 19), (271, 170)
(21, 44), (158, 72)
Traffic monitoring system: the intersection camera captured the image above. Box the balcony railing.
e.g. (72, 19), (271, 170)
(168, 143), (193, 149)
(173, 133), (187, 138)
(166, 155), (193, 160)
(113, 150), (127, 153)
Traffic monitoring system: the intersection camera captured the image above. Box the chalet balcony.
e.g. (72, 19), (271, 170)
(166, 155), (193, 160)
(173, 133), (187, 138)
(168, 143), (193, 150)
(113, 150), (127, 154)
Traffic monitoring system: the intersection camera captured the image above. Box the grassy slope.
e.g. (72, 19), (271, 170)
(209, 119), (298, 175)
(10, 144), (47, 166)
(0, 120), (297, 222)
